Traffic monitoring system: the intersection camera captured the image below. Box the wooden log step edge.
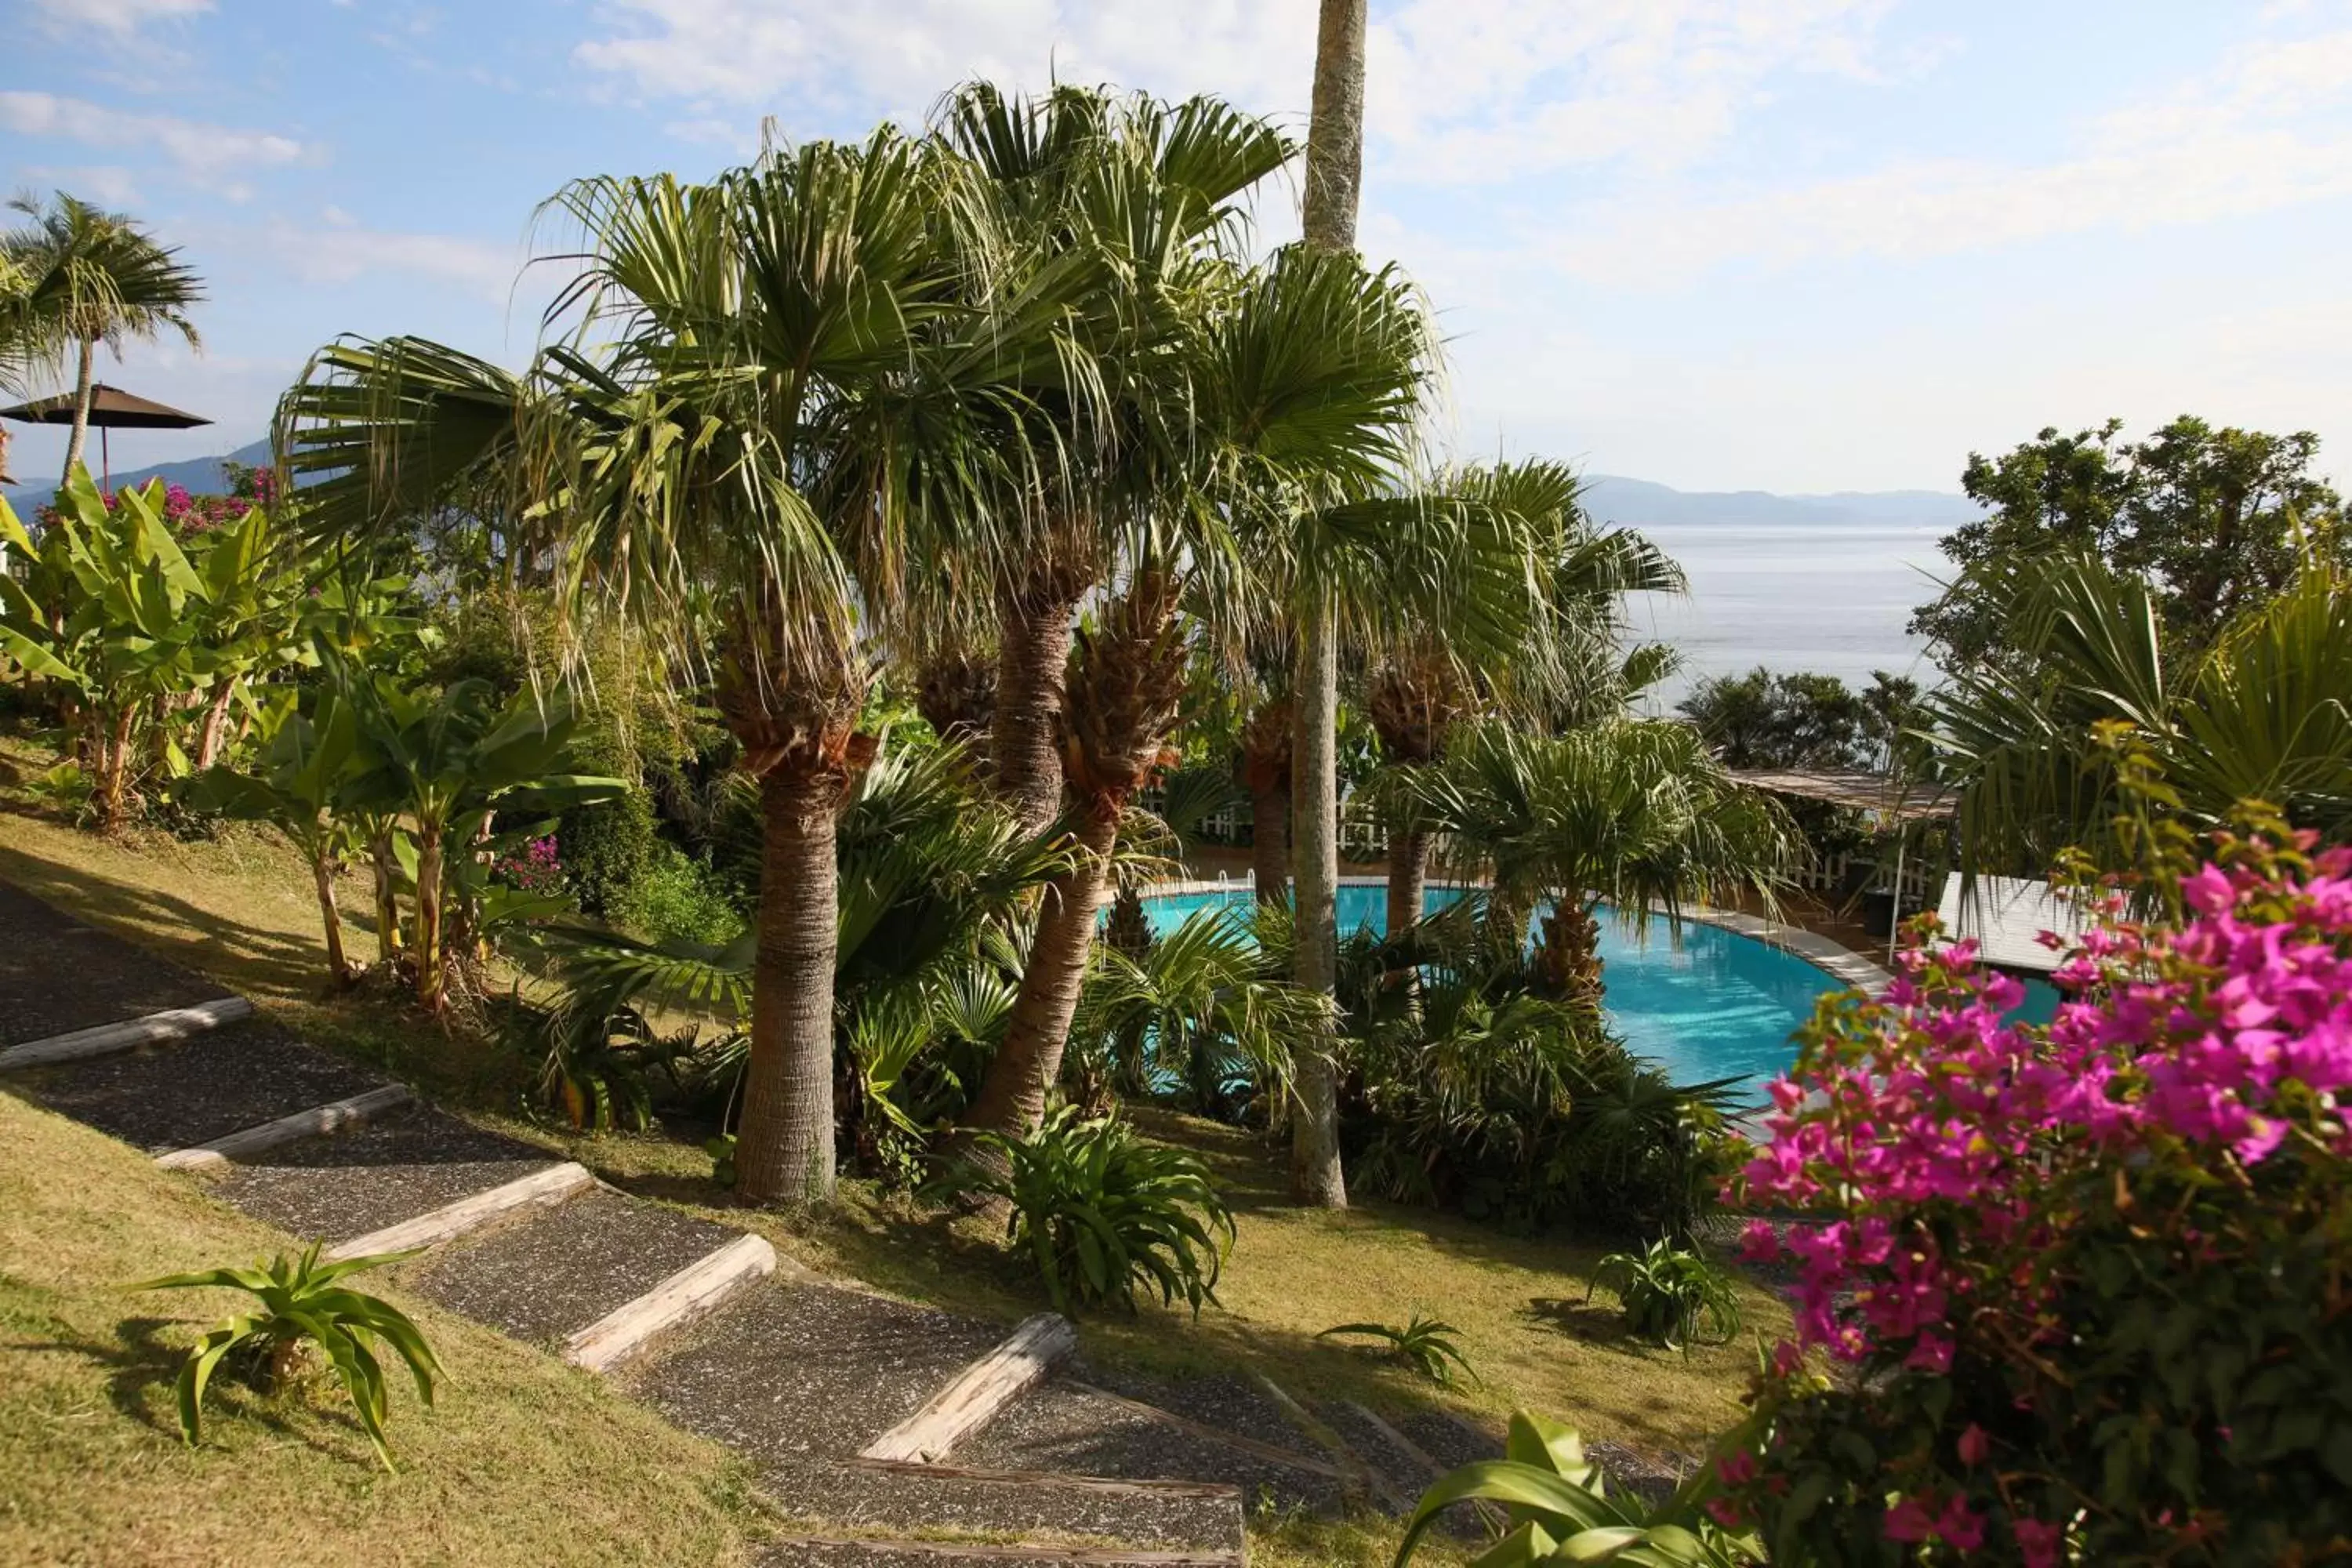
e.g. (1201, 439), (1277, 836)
(851, 1456), (1240, 1501)
(0, 996), (254, 1070)
(762, 1534), (1240, 1566)
(1252, 1372), (1392, 1510)
(325, 1160), (594, 1261)
(1062, 1381), (1348, 1480)
(564, 1232), (777, 1374)
(155, 1084), (414, 1174)
(862, 1312), (1077, 1464)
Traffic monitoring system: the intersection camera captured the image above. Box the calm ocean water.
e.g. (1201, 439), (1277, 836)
(1623, 521), (1953, 702)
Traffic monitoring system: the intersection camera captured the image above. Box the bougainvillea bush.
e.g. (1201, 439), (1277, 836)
(1719, 829), (2352, 1566)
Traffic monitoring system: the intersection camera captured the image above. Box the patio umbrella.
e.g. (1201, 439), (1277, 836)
(0, 383), (212, 490)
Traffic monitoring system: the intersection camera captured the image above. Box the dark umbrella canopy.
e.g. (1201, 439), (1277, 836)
(0, 383), (212, 430)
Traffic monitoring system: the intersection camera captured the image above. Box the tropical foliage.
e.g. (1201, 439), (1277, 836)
(1316, 1313), (1477, 1387)
(128, 1244), (440, 1473)
(1719, 823), (2352, 1566)
(1590, 1237), (1744, 1352)
(933, 1107), (1236, 1316)
(1393, 1410), (1758, 1566)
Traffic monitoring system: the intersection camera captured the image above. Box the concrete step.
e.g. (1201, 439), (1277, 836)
(0, 880), (239, 1047)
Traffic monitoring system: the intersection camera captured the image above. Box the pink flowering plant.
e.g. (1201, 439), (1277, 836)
(1714, 818), (2352, 1566)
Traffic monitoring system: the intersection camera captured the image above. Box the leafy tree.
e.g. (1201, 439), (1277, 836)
(2, 191), (204, 485)
(1913, 416), (2343, 665)
(1677, 666), (1920, 774)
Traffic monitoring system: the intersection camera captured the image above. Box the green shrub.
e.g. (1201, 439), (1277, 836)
(1316, 1313), (1476, 1386)
(937, 1108), (1236, 1316)
(606, 844), (744, 946)
(1396, 1409), (1758, 1565)
(1590, 1237), (1742, 1352)
(127, 1243), (441, 1472)
(558, 781), (659, 914)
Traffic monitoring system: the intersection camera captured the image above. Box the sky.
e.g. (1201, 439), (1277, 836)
(8, 0), (2352, 495)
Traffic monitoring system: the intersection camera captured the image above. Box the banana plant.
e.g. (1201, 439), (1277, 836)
(332, 661), (623, 1010)
(192, 688), (367, 983)
(180, 495), (307, 771)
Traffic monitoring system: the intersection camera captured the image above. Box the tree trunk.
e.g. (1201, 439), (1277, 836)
(60, 338), (95, 487)
(735, 765), (842, 1204)
(1302, 0), (1369, 255)
(412, 826), (445, 1011)
(993, 591), (1077, 834)
(368, 823), (405, 964)
(1386, 825), (1428, 937)
(963, 806), (1120, 1137)
(194, 680), (237, 772)
(1250, 779), (1291, 907)
(1289, 586), (1348, 1207)
(1534, 896), (1603, 1010)
(97, 704), (135, 833)
(310, 848), (354, 983)
(1285, 0), (1368, 1209)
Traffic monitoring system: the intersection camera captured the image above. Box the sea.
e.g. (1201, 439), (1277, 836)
(1617, 519), (1956, 705)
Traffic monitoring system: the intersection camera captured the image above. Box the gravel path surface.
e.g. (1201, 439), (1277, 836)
(954, 1377), (1347, 1519)
(216, 1104), (555, 1243)
(628, 1281), (1008, 1466)
(1075, 1366), (1319, 1464)
(16, 1021), (386, 1152)
(1391, 1407), (1502, 1473)
(0, 880), (229, 1044)
(409, 1189), (742, 1345)
(760, 1541), (1236, 1567)
(757, 1461), (1243, 1552)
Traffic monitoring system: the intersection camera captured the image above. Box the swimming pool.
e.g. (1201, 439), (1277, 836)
(1140, 883), (2059, 1091)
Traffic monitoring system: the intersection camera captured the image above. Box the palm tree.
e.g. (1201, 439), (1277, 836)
(1290, 0), (1373, 1207)
(2, 192), (204, 485)
(280, 131), (1001, 1202)
(1921, 553), (2352, 880)
(960, 241), (1441, 1144)
(1363, 460), (1686, 938)
(927, 85), (1296, 837)
(1404, 720), (1796, 1008)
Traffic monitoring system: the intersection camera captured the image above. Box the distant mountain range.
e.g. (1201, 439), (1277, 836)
(9, 440), (1984, 534)
(1581, 474), (1982, 531)
(5, 438), (272, 508)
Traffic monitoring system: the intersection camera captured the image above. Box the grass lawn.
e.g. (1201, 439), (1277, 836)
(0, 1090), (768, 1567)
(0, 733), (1780, 1563)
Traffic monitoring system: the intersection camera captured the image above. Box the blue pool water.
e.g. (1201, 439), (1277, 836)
(1141, 884), (2061, 1091)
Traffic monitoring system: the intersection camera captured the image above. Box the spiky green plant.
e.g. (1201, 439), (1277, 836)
(1316, 1312), (1477, 1386)
(127, 1243), (440, 1472)
(1590, 1237), (1743, 1352)
(935, 1107), (1236, 1316)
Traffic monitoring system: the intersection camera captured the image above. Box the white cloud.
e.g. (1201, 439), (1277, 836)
(27, 0), (213, 40)
(19, 165), (144, 207)
(267, 221), (521, 303)
(0, 92), (314, 201)
(572, 0), (1897, 185)
(1547, 28), (2352, 284)
(575, 0), (1317, 122)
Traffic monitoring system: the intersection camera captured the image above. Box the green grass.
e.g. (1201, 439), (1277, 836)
(0, 731), (1776, 1560)
(0, 1090), (768, 1568)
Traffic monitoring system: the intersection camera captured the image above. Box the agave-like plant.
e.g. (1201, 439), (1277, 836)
(934, 1106), (1236, 1316)
(1589, 1237), (1744, 1352)
(1316, 1312), (1478, 1386)
(127, 1243), (440, 1472)
(1395, 1410), (1759, 1566)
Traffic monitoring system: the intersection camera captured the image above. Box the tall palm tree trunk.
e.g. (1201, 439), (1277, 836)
(962, 807), (1120, 1135)
(1385, 825), (1429, 936)
(1287, 0), (1368, 1208)
(994, 587), (1078, 834)
(736, 765), (842, 1203)
(1290, 586), (1348, 1205)
(60, 338), (95, 486)
(1241, 695), (1293, 906)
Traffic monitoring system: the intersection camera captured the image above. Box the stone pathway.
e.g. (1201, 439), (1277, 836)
(0, 879), (1476, 1565)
